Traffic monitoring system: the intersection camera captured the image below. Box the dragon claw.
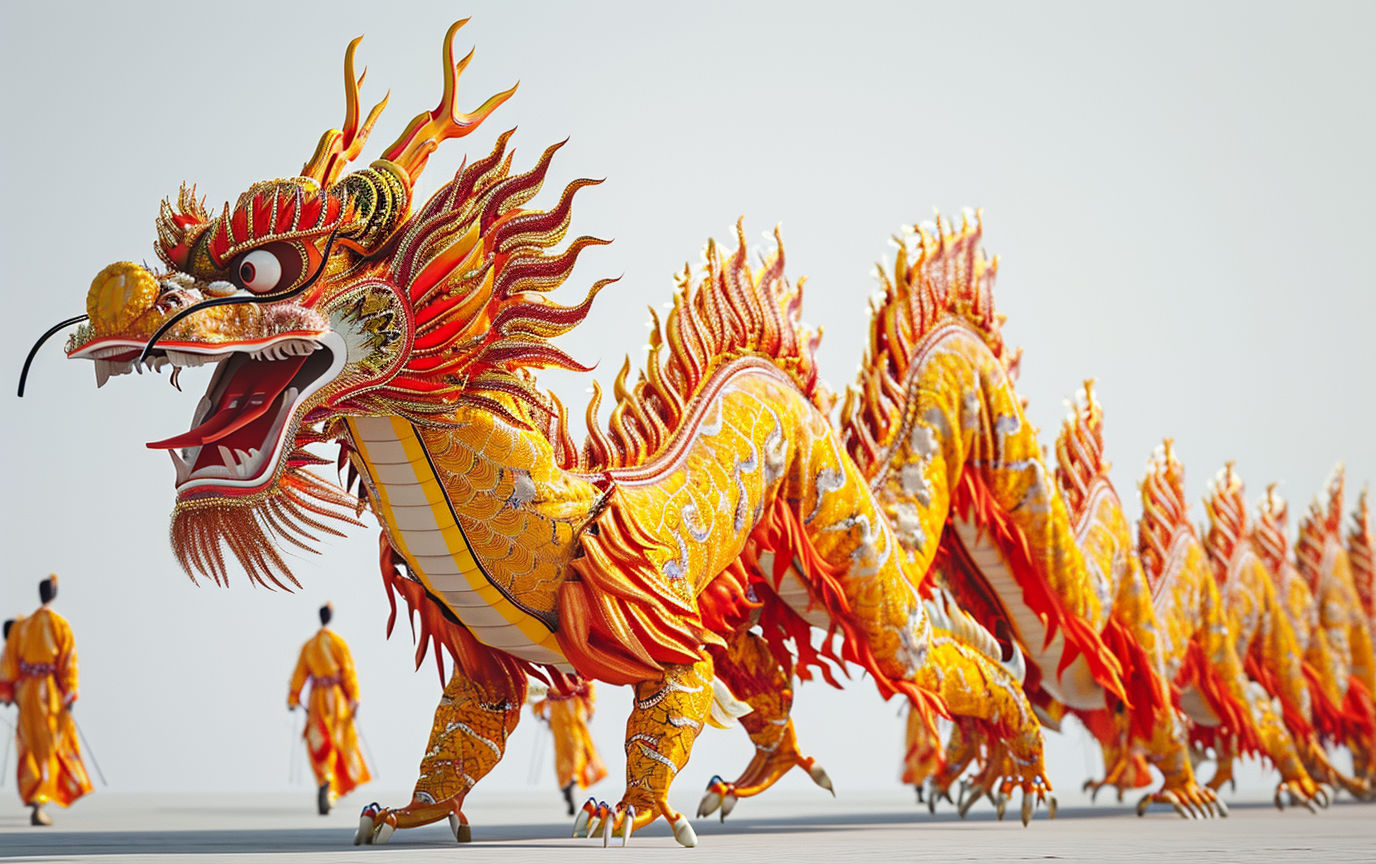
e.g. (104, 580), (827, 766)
(573, 797), (597, 838)
(354, 803), (381, 846)
(1021, 791), (1033, 827)
(448, 813), (471, 843)
(670, 813), (698, 848)
(808, 762), (836, 796)
(620, 806), (635, 846)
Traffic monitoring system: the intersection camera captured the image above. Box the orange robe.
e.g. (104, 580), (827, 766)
(0, 608), (93, 808)
(531, 682), (608, 791)
(288, 628), (370, 796)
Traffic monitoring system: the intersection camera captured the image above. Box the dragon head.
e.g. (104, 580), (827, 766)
(52, 22), (605, 587)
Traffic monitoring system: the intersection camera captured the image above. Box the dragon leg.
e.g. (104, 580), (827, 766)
(575, 653), (716, 847)
(903, 706), (945, 799)
(356, 666), (526, 845)
(1130, 706), (1225, 818)
(1247, 689), (1321, 811)
(930, 720), (978, 809)
(916, 635), (1050, 811)
(697, 631), (831, 821)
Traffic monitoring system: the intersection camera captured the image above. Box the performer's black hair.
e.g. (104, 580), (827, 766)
(319, 603), (333, 626)
(39, 576), (57, 605)
(2, 619), (13, 640)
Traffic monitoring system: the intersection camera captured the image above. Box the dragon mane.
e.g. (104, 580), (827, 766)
(1296, 465), (1345, 591)
(840, 212), (1020, 479)
(1201, 463), (1249, 581)
(1252, 484), (1292, 578)
(1350, 488), (1374, 621)
(1055, 379), (1109, 524)
(1138, 440), (1194, 590)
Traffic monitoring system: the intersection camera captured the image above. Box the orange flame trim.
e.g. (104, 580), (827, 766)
(1173, 639), (1262, 757)
(566, 222), (821, 473)
(377, 530), (572, 693)
(950, 469), (1129, 707)
(1252, 483), (1290, 576)
(1138, 440), (1191, 589)
(1296, 465), (1345, 591)
(1348, 487), (1374, 620)
(840, 212), (1018, 477)
(1054, 379), (1107, 522)
(1202, 462), (1248, 582)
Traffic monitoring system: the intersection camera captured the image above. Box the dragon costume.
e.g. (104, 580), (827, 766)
(1294, 469), (1376, 785)
(24, 20), (1376, 846)
(46, 23), (1072, 846)
(1048, 382), (1218, 816)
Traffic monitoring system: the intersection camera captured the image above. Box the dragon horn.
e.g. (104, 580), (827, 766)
(379, 19), (518, 185)
(301, 35), (390, 186)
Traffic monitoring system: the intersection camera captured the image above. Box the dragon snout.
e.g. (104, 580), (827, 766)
(87, 262), (159, 337)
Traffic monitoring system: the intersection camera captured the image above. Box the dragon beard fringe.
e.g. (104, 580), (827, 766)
(171, 459), (363, 590)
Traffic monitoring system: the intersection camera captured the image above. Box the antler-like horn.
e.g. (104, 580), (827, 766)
(301, 36), (390, 186)
(380, 19), (518, 185)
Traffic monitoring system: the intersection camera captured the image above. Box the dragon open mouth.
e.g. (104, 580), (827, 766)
(72, 332), (346, 493)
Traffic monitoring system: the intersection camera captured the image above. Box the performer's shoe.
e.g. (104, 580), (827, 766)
(562, 781), (577, 816)
(30, 804), (52, 826)
(318, 781), (333, 816)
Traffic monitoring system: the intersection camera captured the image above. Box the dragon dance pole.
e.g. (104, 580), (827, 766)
(355, 715), (379, 780)
(70, 711), (107, 787)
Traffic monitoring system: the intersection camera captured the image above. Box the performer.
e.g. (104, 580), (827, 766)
(0, 576), (93, 825)
(288, 603), (370, 814)
(530, 680), (608, 814)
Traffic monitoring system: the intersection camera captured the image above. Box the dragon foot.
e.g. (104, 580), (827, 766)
(1273, 780), (1321, 813)
(1136, 782), (1223, 819)
(924, 778), (956, 814)
(695, 776), (737, 821)
(354, 803), (397, 845)
(575, 798), (694, 848)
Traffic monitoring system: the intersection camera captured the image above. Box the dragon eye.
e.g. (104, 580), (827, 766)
(237, 249), (283, 294)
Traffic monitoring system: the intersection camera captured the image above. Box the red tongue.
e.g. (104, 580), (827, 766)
(147, 354), (308, 450)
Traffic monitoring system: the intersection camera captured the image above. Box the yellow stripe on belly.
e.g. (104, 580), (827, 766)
(347, 416), (567, 666)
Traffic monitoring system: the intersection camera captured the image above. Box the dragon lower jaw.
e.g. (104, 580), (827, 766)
(132, 331), (347, 495)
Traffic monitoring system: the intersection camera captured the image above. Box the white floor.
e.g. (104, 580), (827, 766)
(0, 788), (1371, 862)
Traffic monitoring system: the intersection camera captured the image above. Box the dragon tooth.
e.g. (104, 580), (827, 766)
(169, 450), (192, 485)
(217, 445), (238, 475)
(94, 360), (111, 388)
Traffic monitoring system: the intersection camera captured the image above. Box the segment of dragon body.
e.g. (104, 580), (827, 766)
(45, 20), (1376, 846)
(57, 22), (1045, 845)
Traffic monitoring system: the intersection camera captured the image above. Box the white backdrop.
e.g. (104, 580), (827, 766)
(1, 0), (1371, 810)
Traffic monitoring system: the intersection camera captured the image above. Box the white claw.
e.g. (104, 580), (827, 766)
(697, 791), (721, 818)
(720, 793), (737, 820)
(670, 814), (698, 848)
(996, 792), (1008, 821)
(354, 814), (375, 846)
(959, 787), (983, 819)
(1048, 795), (1058, 820)
(573, 803), (592, 838)
(95, 360), (111, 388)
(1136, 794), (1152, 817)
(1021, 792), (1033, 827)
(601, 811), (613, 847)
(620, 806), (634, 846)
(375, 819), (394, 845)
(1215, 797), (1228, 817)
(809, 763), (835, 795)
